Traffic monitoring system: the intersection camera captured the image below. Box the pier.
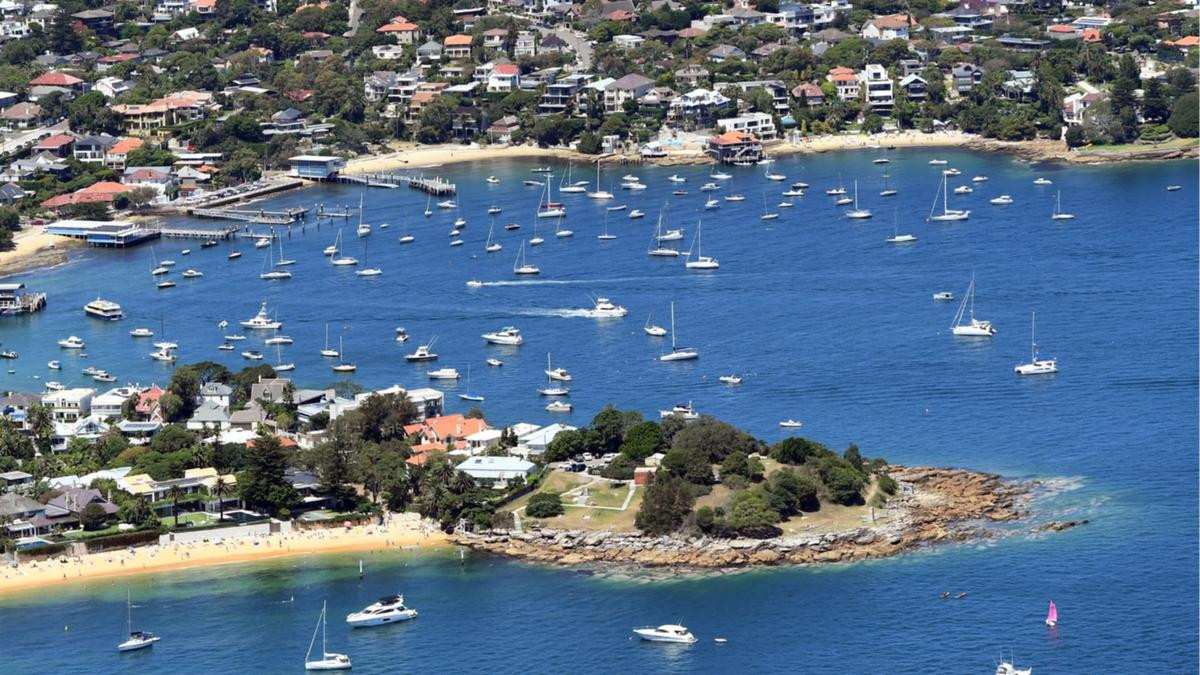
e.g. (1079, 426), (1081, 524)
(159, 225), (239, 240)
(339, 173), (456, 195)
(187, 207), (309, 225)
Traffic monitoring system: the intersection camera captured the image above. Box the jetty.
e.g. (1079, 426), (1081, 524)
(316, 204), (354, 219)
(159, 225), (239, 240)
(340, 173), (456, 195)
(187, 207), (309, 225)
(0, 283), (46, 316)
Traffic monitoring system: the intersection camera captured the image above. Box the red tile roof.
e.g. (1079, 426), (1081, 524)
(29, 71), (84, 87)
(710, 130), (757, 145)
(377, 22), (418, 32)
(108, 138), (144, 155)
(492, 63), (518, 75)
(35, 133), (75, 149)
(444, 34), (472, 46)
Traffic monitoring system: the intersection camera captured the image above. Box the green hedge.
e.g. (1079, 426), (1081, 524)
(82, 529), (161, 553)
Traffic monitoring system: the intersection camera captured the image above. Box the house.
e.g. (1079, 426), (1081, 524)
(612, 34), (644, 49)
(0, 493), (47, 535)
(186, 399), (231, 430)
(674, 64), (709, 89)
(94, 76), (135, 98)
(1062, 91), (1103, 126)
(540, 33), (569, 53)
(1045, 24), (1081, 40)
(482, 27), (509, 49)
(539, 73), (589, 114)
(27, 71), (88, 101)
(416, 40), (443, 61)
(465, 429), (503, 454)
(604, 73), (654, 112)
(444, 34), (473, 60)
(706, 129), (762, 163)
(123, 167), (173, 195)
(0, 470), (33, 492)
(96, 52), (142, 72)
(791, 82), (825, 106)
(707, 44), (746, 62)
(45, 487), (119, 527)
(91, 385), (140, 419)
(42, 388), (94, 423)
(289, 155), (346, 179)
(514, 31), (537, 57)
(122, 467), (237, 506)
(34, 133), (76, 157)
(514, 423), (575, 458)
(861, 14), (916, 41)
(455, 456), (536, 486)
(487, 115), (520, 143)
(402, 414), (488, 450)
(718, 112), (776, 141)
(111, 91), (217, 137)
(376, 21), (420, 44)
(951, 63), (984, 93)
(105, 137), (144, 170)
(0, 102), (41, 129)
(751, 42), (785, 63)
(667, 88), (732, 125)
(998, 70), (1036, 102)
(827, 67), (860, 100)
(859, 63), (894, 111)
(487, 63), (520, 92)
(135, 385), (165, 421)
(899, 73), (928, 101)
(71, 8), (113, 32)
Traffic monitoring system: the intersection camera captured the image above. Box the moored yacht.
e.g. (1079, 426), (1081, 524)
(659, 401), (699, 420)
(950, 274), (995, 337)
(633, 624), (697, 644)
(582, 297), (627, 319)
(1014, 312), (1057, 375)
(57, 335), (85, 349)
(405, 338), (439, 361)
(482, 326), (524, 345)
(990, 195), (1014, 205)
(240, 302), (282, 330)
(346, 594), (418, 627)
(427, 367), (460, 380)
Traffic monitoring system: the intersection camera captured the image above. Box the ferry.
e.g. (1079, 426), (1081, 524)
(84, 298), (123, 320)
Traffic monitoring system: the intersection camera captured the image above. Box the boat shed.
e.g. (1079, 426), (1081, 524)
(45, 219), (158, 247)
(289, 155), (346, 180)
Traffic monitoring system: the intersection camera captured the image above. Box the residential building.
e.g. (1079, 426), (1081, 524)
(539, 73), (589, 114)
(899, 73), (928, 101)
(827, 67), (860, 100)
(717, 112), (777, 141)
(199, 381), (233, 408)
(42, 388), (94, 423)
(94, 76), (135, 98)
(487, 115), (520, 143)
(791, 82), (825, 106)
(186, 399), (231, 430)
(859, 63), (894, 112)
(514, 31), (537, 57)
(444, 34), (473, 60)
(487, 63), (520, 92)
(105, 137), (144, 170)
(951, 63), (984, 93)
(668, 88), (733, 125)
(27, 71), (88, 100)
(122, 467), (237, 505)
(1062, 91), (1103, 126)
(706, 129), (763, 163)
(604, 73), (654, 112)
(718, 79), (791, 115)
(707, 44), (746, 62)
(403, 414), (488, 452)
(111, 91), (217, 137)
(376, 20), (420, 44)
(674, 64), (709, 89)
(998, 70), (1036, 102)
(861, 13), (916, 41)
(514, 423), (574, 458)
(455, 456), (536, 486)
(0, 471), (33, 492)
(0, 102), (41, 129)
(91, 385), (140, 420)
(288, 155), (346, 179)
(481, 27), (509, 49)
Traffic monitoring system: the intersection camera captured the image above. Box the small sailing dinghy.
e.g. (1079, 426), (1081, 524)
(305, 601), (351, 671)
(1045, 600), (1058, 627)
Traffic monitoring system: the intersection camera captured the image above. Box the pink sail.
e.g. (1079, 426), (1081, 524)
(1046, 601), (1058, 624)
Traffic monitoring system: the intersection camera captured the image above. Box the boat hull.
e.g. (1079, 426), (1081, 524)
(346, 609), (417, 627)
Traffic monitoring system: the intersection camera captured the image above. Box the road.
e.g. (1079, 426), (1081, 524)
(344, 0), (363, 38)
(552, 28), (593, 71)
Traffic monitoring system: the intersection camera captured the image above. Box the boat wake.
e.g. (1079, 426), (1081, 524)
(515, 308), (601, 319)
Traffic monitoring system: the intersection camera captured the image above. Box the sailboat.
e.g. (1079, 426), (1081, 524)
(513, 240), (539, 275)
(529, 216), (544, 246)
(423, 194), (432, 217)
(260, 237), (292, 279)
(885, 210), (916, 243)
(825, 173), (847, 196)
(1044, 600), (1058, 627)
(356, 238), (382, 276)
(539, 353), (570, 395)
(846, 180), (872, 219)
(276, 236), (295, 266)
(273, 341), (294, 372)
(760, 193), (778, 220)
(331, 337), (356, 372)
(537, 181), (565, 218)
(1051, 190), (1074, 220)
(648, 209), (681, 257)
(458, 365), (484, 402)
(355, 193), (370, 237)
(323, 231), (338, 256)
(117, 589), (160, 652)
(330, 230), (358, 266)
(879, 170), (897, 197)
(597, 211), (617, 240)
(150, 248), (168, 276)
(305, 601), (351, 671)
(659, 302), (698, 361)
(928, 173), (970, 221)
(587, 161), (613, 199)
(685, 222), (719, 269)
(554, 215), (573, 238)
(485, 221), (502, 252)
(1014, 312), (1057, 375)
(559, 162), (585, 193)
(320, 324), (339, 358)
(950, 274), (995, 337)
(399, 214), (415, 244)
(644, 313), (667, 336)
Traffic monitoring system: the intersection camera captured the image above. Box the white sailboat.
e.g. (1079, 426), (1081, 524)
(330, 230), (358, 266)
(554, 216), (573, 238)
(597, 211), (617, 240)
(1051, 190), (1074, 220)
(760, 193), (778, 220)
(950, 274), (996, 337)
(513, 240), (540, 275)
(485, 221), (502, 252)
(647, 209), (681, 256)
(539, 352), (570, 395)
(885, 210), (916, 244)
(587, 161), (613, 200)
(260, 237), (292, 279)
(355, 238), (382, 276)
(355, 193), (370, 237)
(276, 236), (295, 266)
(559, 162), (585, 193)
(399, 214), (415, 244)
(928, 173), (970, 221)
(659, 302), (698, 361)
(644, 313), (667, 336)
(1014, 312), (1057, 375)
(273, 342), (294, 372)
(320, 324), (339, 358)
(423, 194), (432, 217)
(117, 589), (160, 653)
(685, 223), (719, 270)
(879, 170), (897, 197)
(304, 601), (351, 671)
(537, 181), (565, 218)
(458, 365), (484, 402)
(331, 337), (356, 372)
(846, 180), (872, 219)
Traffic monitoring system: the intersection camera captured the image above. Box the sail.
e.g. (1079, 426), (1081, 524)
(1047, 601), (1057, 623)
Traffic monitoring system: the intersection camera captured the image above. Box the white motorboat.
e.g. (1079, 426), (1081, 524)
(633, 624), (697, 644)
(1166, 184), (1182, 191)
(779, 419), (803, 428)
(224, 334), (246, 341)
(241, 302), (282, 330)
(255, 237), (272, 248)
(482, 326), (523, 345)
(218, 344), (235, 351)
(58, 335), (85, 349)
(582, 296), (627, 319)
(1033, 177), (1052, 185)
(486, 358), (502, 367)
(668, 174), (685, 183)
(394, 327), (409, 343)
(93, 372), (116, 383)
(118, 590), (160, 653)
(346, 594), (418, 627)
(466, 279), (483, 288)
(950, 274), (996, 337)
(1051, 190), (1074, 220)
(629, 209), (645, 219)
(242, 350), (264, 360)
(405, 338), (439, 361)
(47, 360), (61, 370)
(933, 291), (955, 301)
(228, 251), (242, 260)
(782, 189), (804, 197)
(659, 401), (699, 420)
(85, 298), (123, 320)
(513, 240), (539, 275)
(488, 205), (502, 214)
(427, 367), (460, 380)
(724, 194), (745, 202)
(1014, 312), (1057, 376)
(182, 268), (203, 278)
(765, 172), (786, 181)
(943, 168), (961, 176)
(928, 159), (948, 165)
(718, 375), (742, 385)
(45, 380), (64, 390)
(778, 201), (793, 208)
(704, 199), (720, 209)
(644, 313), (667, 337)
(846, 181), (872, 219)
(150, 346), (176, 363)
(990, 195), (1014, 205)
(972, 175), (988, 182)
(953, 185), (973, 194)
(700, 182), (719, 192)
(995, 662), (1032, 675)
(486, 176), (500, 184)
(659, 302), (698, 361)
(792, 181), (809, 189)
(928, 173), (970, 221)
(684, 223), (718, 270)
(449, 239), (464, 247)
(305, 602), (351, 671)
(437, 200), (456, 209)
(156, 279), (176, 289)
(546, 400), (573, 412)
(544, 352), (572, 382)
(180, 249), (190, 255)
(711, 169), (732, 180)
(265, 335), (293, 345)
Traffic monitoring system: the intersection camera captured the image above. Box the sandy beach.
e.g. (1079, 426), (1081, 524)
(0, 227), (75, 278)
(0, 517), (449, 595)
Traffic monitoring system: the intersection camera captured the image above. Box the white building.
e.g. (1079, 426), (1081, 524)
(859, 63), (894, 112)
(91, 386), (139, 420)
(466, 429), (503, 454)
(514, 423), (575, 458)
(42, 388), (94, 423)
(717, 112), (777, 141)
(456, 456), (536, 486)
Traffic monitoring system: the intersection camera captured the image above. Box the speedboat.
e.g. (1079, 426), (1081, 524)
(486, 358), (502, 367)
(218, 343), (235, 351)
(487, 205), (502, 214)
(782, 189), (804, 197)
(704, 199), (719, 209)
(437, 200), (456, 209)
(629, 209), (645, 219)
(933, 291), (955, 301)
(995, 662), (1032, 675)
(659, 403), (699, 420)
(58, 336), (86, 349)
(346, 595), (418, 627)
(582, 297), (627, 319)
(394, 327), (409, 343)
(118, 631), (160, 653)
(504, 222), (521, 230)
(633, 624), (697, 644)
(953, 185), (973, 194)
(45, 380), (64, 390)
(240, 302), (282, 330)
(427, 368), (460, 380)
(47, 360), (61, 370)
(405, 341), (438, 361)
(699, 182), (719, 192)
(156, 280), (176, 289)
(482, 326), (524, 345)
(723, 194), (745, 202)
(990, 195), (1014, 205)
(265, 336), (294, 345)
(668, 174), (685, 183)
(1166, 184), (1182, 191)
(254, 238), (272, 248)
(718, 375), (742, 385)
(242, 350), (264, 360)
(182, 269), (203, 278)
(1033, 177), (1052, 185)
(545, 401), (572, 412)
(928, 159), (948, 165)
(224, 334), (247, 341)
(150, 346), (176, 363)
(486, 176), (500, 184)
(943, 168), (961, 176)
(779, 419), (803, 428)
(228, 251), (242, 260)
(466, 280), (483, 288)
(792, 181), (809, 189)
(972, 175), (988, 182)
(778, 201), (793, 208)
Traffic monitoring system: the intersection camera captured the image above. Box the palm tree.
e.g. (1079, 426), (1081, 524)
(169, 485), (184, 528)
(212, 476), (230, 523)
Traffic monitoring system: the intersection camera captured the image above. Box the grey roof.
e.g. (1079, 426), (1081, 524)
(607, 73), (653, 91)
(189, 399), (230, 423)
(0, 493), (45, 517)
(200, 382), (233, 396)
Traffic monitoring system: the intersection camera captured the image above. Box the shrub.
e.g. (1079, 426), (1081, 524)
(824, 465), (866, 505)
(80, 503), (109, 531)
(1168, 92), (1198, 138)
(635, 473), (695, 535)
(877, 473), (898, 495)
(526, 492), (565, 519)
(724, 490), (781, 539)
(769, 437), (832, 465)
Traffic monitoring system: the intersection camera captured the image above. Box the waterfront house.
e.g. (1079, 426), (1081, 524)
(859, 63), (894, 112)
(0, 392), (42, 430)
(706, 129), (763, 163)
(186, 399), (231, 430)
(514, 423), (575, 459)
(48, 467), (133, 491)
(91, 385), (140, 420)
(288, 155), (346, 179)
(717, 112), (777, 141)
(487, 115), (520, 143)
(135, 385), (165, 422)
(403, 414), (488, 450)
(668, 88), (733, 126)
(1062, 91), (1103, 126)
(465, 429), (503, 454)
(487, 63), (521, 93)
(42, 388), (94, 423)
(0, 493), (48, 535)
(105, 137), (144, 170)
(998, 70), (1036, 102)
(604, 73), (654, 113)
(951, 63), (984, 93)
(456, 456), (536, 487)
(828, 67), (860, 100)
(112, 91), (217, 137)
(899, 73), (928, 101)
(791, 82), (825, 106)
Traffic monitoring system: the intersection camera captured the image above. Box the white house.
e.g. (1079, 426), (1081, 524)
(198, 381), (232, 408)
(859, 63), (893, 111)
(486, 63), (520, 93)
(717, 112), (777, 141)
(456, 456), (536, 486)
(186, 399), (231, 430)
(515, 423), (575, 458)
(466, 429), (503, 454)
(91, 386), (139, 420)
(42, 388), (94, 423)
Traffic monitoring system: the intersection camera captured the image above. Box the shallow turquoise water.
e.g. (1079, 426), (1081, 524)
(0, 150), (1195, 672)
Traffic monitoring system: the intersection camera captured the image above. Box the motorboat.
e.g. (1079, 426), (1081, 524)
(81, 366), (101, 376)
(633, 624), (697, 644)
(943, 168), (961, 176)
(504, 222), (521, 230)
(621, 174), (638, 182)
(405, 339), (439, 361)
(699, 182), (719, 192)
(953, 185), (973, 194)
(182, 268), (203, 278)
(150, 346), (176, 363)
(45, 380), (64, 390)
(394, 327), (409, 343)
(723, 194), (745, 202)
(180, 249), (190, 255)
(427, 368), (460, 380)
(1014, 312), (1057, 376)
(582, 297), (627, 319)
(1033, 177), (1052, 185)
(668, 174), (686, 183)
(928, 159), (948, 165)
(488, 205), (502, 214)
(792, 182), (809, 189)
(225, 334), (247, 341)
(450, 239), (464, 247)
(200, 239), (218, 248)
(156, 280), (176, 289)
(265, 335), (294, 345)
(399, 234), (416, 244)
(710, 169), (732, 180)
(990, 195), (1014, 205)
(84, 298), (123, 320)
(972, 175), (988, 182)
(778, 201), (793, 209)
(482, 326), (524, 345)
(950, 274), (996, 337)
(218, 344), (235, 351)
(486, 176), (500, 184)
(835, 196), (853, 206)
(606, 205), (626, 212)
(704, 199), (720, 209)
(718, 375), (742, 385)
(1167, 184), (1182, 191)
(346, 595), (418, 627)
(659, 402), (699, 420)
(304, 602), (351, 671)
(779, 419), (803, 428)
(254, 237), (272, 249)
(240, 302), (282, 330)
(47, 360), (61, 370)
(437, 200), (456, 209)
(242, 350), (264, 360)
(466, 279), (483, 288)
(995, 662), (1032, 675)
(228, 251), (242, 260)
(486, 358), (503, 367)
(58, 336), (86, 349)
(933, 291), (955, 301)
(0, 349), (17, 359)
(93, 371), (116, 383)
(531, 166), (552, 173)
(782, 189), (804, 197)
(546, 401), (573, 412)
(629, 209), (645, 219)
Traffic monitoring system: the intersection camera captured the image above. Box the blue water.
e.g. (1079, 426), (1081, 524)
(0, 150), (1195, 672)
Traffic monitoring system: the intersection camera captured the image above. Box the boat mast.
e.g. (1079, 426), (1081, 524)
(1030, 311), (1037, 361)
(126, 589), (132, 635)
(670, 302), (677, 351)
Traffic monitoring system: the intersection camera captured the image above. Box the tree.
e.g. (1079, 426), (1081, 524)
(357, 441), (408, 506)
(71, 202), (111, 221)
(542, 428), (600, 462)
(26, 404), (53, 457)
(670, 418), (759, 463)
(1168, 92), (1199, 138)
(661, 447), (713, 485)
(591, 406), (641, 455)
(0, 206), (17, 232)
(239, 433), (299, 517)
(577, 131), (602, 154)
(769, 437), (831, 465)
(126, 186), (160, 210)
(724, 490), (781, 538)
(80, 503), (109, 530)
(619, 421), (664, 462)
(169, 484), (184, 528)
(764, 469), (819, 515)
(634, 473), (695, 535)
(47, 7), (81, 54)
(526, 492), (564, 518)
(823, 463), (866, 505)
(314, 440), (355, 510)
(213, 475), (231, 522)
